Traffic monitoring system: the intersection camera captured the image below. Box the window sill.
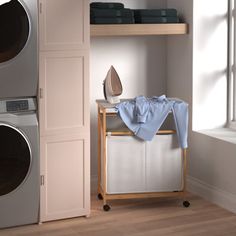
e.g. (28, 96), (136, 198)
(195, 128), (236, 145)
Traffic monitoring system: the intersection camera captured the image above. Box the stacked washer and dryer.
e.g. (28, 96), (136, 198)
(0, 0), (39, 228)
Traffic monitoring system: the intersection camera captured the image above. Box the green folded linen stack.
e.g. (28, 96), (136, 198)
(90, 2), (134, 24)
(133, 9), (179, 24)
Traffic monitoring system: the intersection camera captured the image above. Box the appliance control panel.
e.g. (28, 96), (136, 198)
(6, 100), (29, 112)
(0, 98), (37, 113)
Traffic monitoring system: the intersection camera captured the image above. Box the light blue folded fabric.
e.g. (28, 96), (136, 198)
(116, 95), (188, 148)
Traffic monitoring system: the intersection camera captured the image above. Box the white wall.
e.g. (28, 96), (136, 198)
(90, 0), (167, 176)
(166, 0), (193, 104)
(167, 0), (236, 213)
(90, 0), (236, 213)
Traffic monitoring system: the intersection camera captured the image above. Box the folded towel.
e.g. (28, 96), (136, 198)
(91, 17), (134, 24)
(91, 8), (133, 18)
(134, 16), (179, 24)
(133, 9), (178, 17)
(90, 2), (124, 9)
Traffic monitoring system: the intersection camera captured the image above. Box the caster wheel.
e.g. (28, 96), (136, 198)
(97, 193), (103, 200)
(183, 201), (190, 208)
(103, 204), (111, 211)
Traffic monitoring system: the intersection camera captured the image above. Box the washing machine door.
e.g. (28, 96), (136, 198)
(0, 124), (31, 196)
(0, 0), (30, 63)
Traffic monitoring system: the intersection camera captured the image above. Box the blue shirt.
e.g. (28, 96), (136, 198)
(116, 95), (188, 148)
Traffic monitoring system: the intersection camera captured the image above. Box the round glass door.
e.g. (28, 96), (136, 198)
(0, 0), (30, 63)
(0, 124), (31, 196)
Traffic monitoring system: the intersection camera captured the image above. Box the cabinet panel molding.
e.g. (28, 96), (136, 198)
(39, 0), (89, 51)
(39, 50), (89, 136)
(40, 134), (90, 222)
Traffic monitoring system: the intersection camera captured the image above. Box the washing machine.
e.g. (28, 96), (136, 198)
(0, 0), (38, 99)
(0, 98), (39, 228)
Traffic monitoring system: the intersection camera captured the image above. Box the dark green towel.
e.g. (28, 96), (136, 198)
(135, 16), (179, 24)
(91, 17), (134, 24)
(90, 2), (124, 9)
(91, 8), (133, 18)
(133, 9), (178, 17)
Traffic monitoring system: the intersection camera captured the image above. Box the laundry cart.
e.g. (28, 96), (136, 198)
(96, 100), (190, 211)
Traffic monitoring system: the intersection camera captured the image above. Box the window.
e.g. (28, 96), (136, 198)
(228, 0), (236, 129)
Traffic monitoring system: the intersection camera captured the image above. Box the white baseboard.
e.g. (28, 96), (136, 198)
(187, 176), (236, 214)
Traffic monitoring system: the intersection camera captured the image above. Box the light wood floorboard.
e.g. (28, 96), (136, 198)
(1, 193), (236, 236)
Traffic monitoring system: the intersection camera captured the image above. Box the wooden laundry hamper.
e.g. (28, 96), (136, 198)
(96, 100), (189, 211)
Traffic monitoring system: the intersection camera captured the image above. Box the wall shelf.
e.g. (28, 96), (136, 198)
(90, 23), (188, 36)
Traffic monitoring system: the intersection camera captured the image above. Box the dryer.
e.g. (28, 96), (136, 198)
(0, 0), (38, 99)
(0, 98), (39, 228)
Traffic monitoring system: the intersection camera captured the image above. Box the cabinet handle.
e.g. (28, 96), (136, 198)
(40, 175), (45, 186)
(39, 2), (42, 14)
(39, 88), (43, 99)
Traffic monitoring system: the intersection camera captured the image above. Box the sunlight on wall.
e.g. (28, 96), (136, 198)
(193, 0), (228, 130)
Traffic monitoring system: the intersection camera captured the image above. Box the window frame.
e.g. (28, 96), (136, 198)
(228, 0), (236, 129)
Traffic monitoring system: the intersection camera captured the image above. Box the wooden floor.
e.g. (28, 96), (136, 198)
(1, 193), (236, 236)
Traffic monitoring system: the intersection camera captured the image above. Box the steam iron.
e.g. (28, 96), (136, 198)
(103, 66), (123, 104)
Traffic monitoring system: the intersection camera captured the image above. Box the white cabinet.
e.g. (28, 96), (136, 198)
(39, 0), (90, 222)
(40, 134), (90, 222)
(39, 50), (89, 136)
(39, 0), (89, 51)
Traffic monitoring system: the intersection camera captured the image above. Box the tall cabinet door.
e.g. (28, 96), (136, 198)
(39, 50), (89, 136)
(39, 0), (90, 222)
(39, 0), (89, 51)
(40, 134), (90, 222)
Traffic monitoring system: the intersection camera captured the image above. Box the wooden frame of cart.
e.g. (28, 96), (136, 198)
(96, 100), (190, 211)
